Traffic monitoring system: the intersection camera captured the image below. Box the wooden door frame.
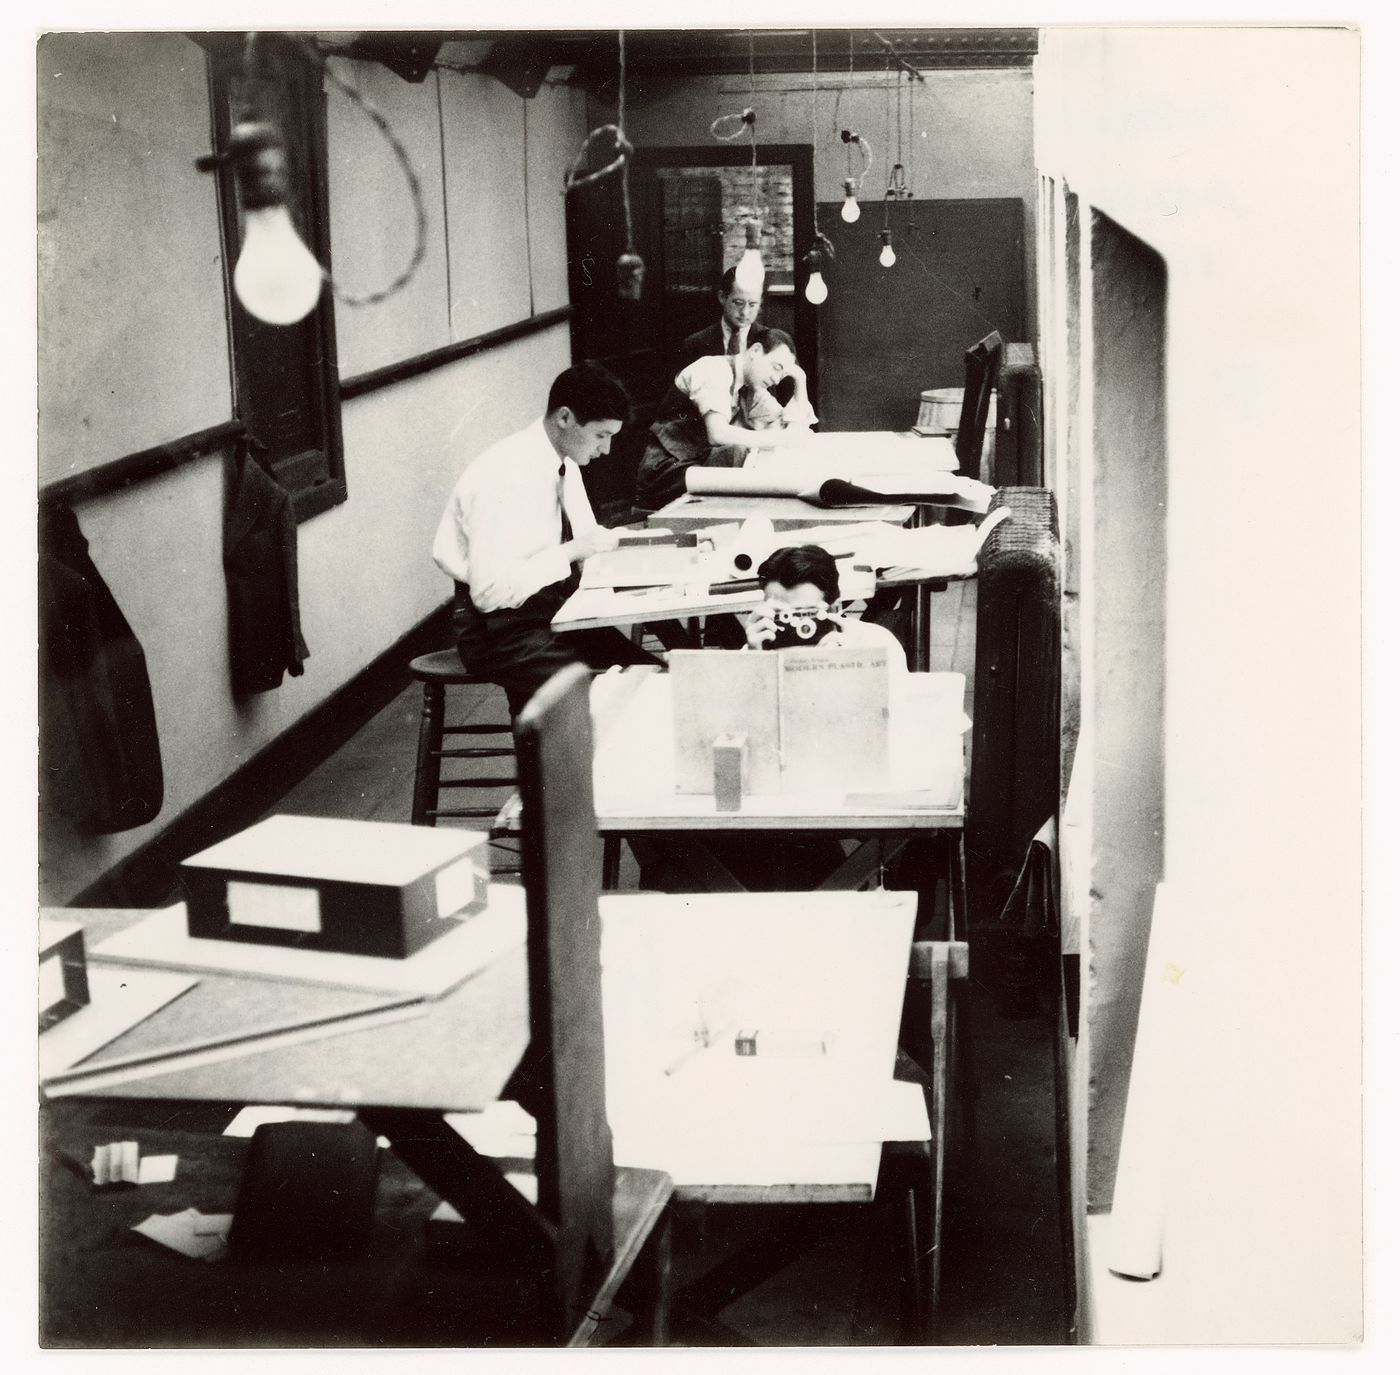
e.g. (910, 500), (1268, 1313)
(630, 143), (818, 411)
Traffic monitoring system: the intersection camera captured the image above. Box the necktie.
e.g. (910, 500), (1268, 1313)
(726, 328), (741, 356)
(558, 464), (573, 543)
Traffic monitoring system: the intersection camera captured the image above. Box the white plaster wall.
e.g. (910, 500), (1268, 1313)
(1036, 25), (1362, 1343)
(39, 38), (584, 902)
(42, 324), (572, 904)
(326, 57), (453, 376)
(37, 33), (232, 485)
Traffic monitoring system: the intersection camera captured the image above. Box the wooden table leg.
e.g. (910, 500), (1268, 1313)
(945, 831), (976, 1152)
(627, 1203), (673, 1346)
(910, 508), (932, 673)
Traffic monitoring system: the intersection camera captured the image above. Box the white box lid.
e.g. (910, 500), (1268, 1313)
(180, 815), (487, 887)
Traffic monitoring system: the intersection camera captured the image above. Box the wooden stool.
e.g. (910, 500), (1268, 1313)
(408, 651), (516, 829)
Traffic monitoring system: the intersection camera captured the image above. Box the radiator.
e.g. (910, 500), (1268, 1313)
(968, 487), (1061, 928)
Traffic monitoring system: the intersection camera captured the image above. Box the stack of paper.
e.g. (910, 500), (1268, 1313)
(578, 543), (710, 590)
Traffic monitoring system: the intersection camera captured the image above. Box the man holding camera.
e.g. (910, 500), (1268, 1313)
(741, 545), (907, 664)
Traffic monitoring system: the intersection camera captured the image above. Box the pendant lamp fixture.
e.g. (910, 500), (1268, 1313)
(565, 32), (642, 300)
(711, 33), (765, 293)
(800, 29), (835, 307)
(837, 37), (873, 222)
(197, 33), (427, 327)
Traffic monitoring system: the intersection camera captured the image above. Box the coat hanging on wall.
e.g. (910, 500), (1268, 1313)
(39, 504), (165, 833)
(223, 437), (310, 696)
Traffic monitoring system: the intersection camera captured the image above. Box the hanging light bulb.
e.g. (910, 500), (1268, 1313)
(802, 246), (829, 305)
(840, 177), (861, 224)
(879, 229), (897, 269)
(235, 205), (325, 325)
(734, 218), (765, 296)
(200, 119), (324, 325)
(228, 124), (324, 325)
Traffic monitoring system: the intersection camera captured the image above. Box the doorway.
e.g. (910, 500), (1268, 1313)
(565, 143), (816, 517)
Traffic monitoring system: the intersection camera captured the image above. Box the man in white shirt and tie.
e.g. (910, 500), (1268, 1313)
(432, 362), (662, 718)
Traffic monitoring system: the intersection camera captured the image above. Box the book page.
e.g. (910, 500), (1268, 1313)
(778, 645), (891, 793)
(668, 650), (780, 794)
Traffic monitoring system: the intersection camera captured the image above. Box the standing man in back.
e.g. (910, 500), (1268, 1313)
(676, 266), (800, 410)
(432, 361), (662, 719)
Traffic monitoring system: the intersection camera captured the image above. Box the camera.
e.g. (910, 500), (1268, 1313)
(762, 606), (844, 650)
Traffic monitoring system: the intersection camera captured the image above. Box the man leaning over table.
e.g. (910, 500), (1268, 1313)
(432, 361), (663, 720)
(634, 325), (817, 513)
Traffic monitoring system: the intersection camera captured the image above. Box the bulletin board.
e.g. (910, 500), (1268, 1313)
(37, 33), (234, 493)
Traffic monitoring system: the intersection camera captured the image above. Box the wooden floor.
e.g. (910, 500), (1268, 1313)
(257, 581), (1068, 1345)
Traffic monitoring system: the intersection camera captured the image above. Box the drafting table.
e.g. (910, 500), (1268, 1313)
(38, 890), (670, 1348)
(496, 667), (969, 903)
(552, 565), (965, 674)
(645, 430), (960, 535)
(37, 886), (946, 1345)
(555, 521), (982, 674)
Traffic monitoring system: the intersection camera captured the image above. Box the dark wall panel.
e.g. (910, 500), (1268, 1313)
(817, 197), (1025, 432)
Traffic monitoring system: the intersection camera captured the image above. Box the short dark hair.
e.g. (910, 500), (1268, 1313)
(756, 544), (841, 606)
(717, 266), (762, 298)
(546, 362), (631, 424)
(747, 326), (795, 356)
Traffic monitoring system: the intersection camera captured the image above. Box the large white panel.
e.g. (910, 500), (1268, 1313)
(526, 83), (585, 313)
(37, 33), (232, 486)
(325, 57), (450, 377)
(439, 71), (532, 338)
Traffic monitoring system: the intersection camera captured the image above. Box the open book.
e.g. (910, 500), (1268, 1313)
(684, 461), (996, 514)
(669, 645), (891, 796)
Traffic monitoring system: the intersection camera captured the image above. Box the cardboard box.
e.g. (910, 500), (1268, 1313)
(181, 815), (488, 959)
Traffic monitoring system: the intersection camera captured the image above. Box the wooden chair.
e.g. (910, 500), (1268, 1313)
(509, 662), (674, 1344)
(408, 650), (516, 826)
(955, 330), (1005, 479)
(408, 650), (520, 872)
